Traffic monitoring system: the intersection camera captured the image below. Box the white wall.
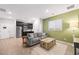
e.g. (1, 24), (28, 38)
(0, 18), (16, 39)
(33, 18), (43, 33)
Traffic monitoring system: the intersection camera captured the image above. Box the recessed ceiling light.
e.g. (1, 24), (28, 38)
(31, 18), (36, 22)
(46, 9), (50, 13)
(8, 11), (12, 14)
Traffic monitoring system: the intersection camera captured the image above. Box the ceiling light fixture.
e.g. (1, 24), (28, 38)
(46, 9), (49, 13)
(7, 11), (12, 14)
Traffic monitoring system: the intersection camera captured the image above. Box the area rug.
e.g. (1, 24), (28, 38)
(31, 42), (67, 55)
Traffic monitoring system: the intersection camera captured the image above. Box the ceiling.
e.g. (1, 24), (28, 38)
(0, 4), (79, 22)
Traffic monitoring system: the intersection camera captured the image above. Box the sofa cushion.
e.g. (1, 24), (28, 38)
(37, 33), (42, 37)
(34, 33), (37, 38)
(32, 38), (40, 43)
(27, 33), (34, 38)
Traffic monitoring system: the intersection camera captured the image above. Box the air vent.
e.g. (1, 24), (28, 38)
(67, 5), (75, 10)
(0, 8), (6, 12)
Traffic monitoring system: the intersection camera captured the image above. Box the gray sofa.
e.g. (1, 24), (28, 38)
(27, 33), (47, 46)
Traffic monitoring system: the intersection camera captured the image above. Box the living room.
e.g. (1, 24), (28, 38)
(0, 4), (79, 55)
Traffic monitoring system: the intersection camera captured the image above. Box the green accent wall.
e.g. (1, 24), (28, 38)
(43, 9), (79, 43)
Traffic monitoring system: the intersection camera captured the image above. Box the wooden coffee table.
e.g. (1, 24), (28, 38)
(40, 38), (56, 50)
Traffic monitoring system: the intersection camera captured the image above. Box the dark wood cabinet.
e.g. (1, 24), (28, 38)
(22, 31), (34, 36)
(16, 21), (33, 37)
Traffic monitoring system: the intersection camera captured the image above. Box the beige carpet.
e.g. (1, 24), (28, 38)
(31, 43), (67, 55)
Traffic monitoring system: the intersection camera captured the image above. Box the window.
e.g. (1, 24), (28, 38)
(48, 19), (62, 31)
